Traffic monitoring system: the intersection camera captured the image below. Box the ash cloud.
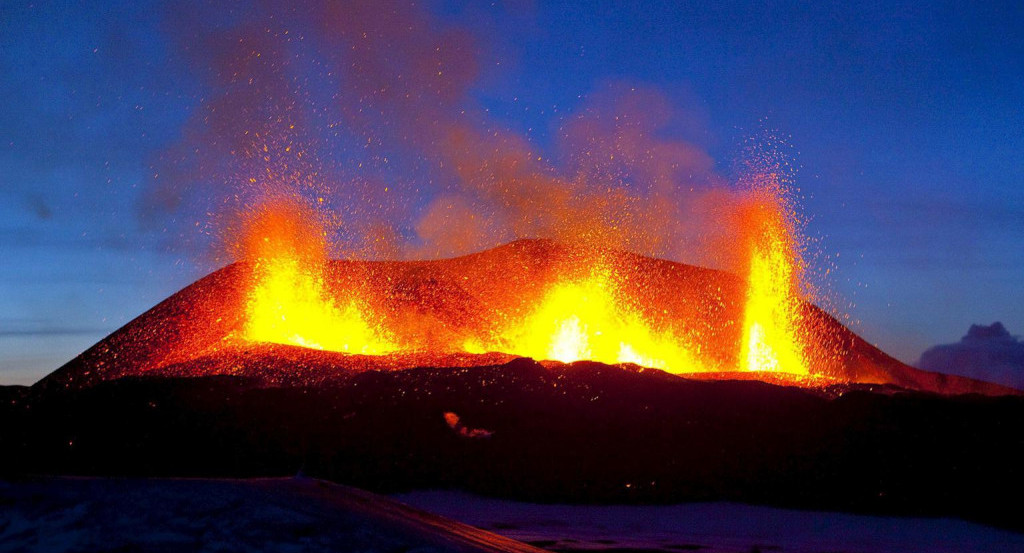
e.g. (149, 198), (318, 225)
(917, 322), (1024, 390)
(144, 1), (747, 268)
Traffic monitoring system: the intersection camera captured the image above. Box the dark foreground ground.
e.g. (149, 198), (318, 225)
(396, 490), (1024, 553)
(0, 477), (543, 553)
(4, 478), (1021, 553)
(2, 360), (1023, 532)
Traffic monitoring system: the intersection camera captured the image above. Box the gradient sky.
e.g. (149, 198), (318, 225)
(2, 0), (1022, 385)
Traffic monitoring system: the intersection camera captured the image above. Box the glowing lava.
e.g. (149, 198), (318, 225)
(233, 181), (813, 377)
(738, 196), (808, 375)
(240, 201), (396, 354)
(469, 266), (709, 373)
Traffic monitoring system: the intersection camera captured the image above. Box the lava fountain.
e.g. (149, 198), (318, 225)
(240, 200), (396, 354)
(230, 175), (814, 378)
(738, 182), (808, 375)
(466, 264), (710, 373)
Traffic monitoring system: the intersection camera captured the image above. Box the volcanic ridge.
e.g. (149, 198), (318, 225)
(39, 239), (1011, 396)
(5, 241), (1024, 531)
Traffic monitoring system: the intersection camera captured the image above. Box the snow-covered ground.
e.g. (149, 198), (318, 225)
(4, 478), (1021, 552)
(0, 477), (541, 553)
(395, 491), (1024, 553)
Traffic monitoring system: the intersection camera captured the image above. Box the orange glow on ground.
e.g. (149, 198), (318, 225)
(467, 267), (710, 373)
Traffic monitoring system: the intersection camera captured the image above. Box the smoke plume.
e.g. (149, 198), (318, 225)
(144, 1), (760, 270)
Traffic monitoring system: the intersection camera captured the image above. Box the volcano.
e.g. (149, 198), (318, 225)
(6, 240), (1024, 532)
(39, 239), (1012, 395)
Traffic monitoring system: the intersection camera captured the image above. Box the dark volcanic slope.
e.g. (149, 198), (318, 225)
(4, 362), (1023, 532)
(40, 239), (1011, 395)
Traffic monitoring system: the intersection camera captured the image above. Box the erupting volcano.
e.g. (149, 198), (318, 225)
(9, 2), (1024, 549)
(22, 166), (1017, 535)
(41, 182), (1011, 397)
(221, 171), (816, 380)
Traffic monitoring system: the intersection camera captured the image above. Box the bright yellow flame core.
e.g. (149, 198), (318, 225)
(740, 221), (808, 374)
(245, 256), (396, 354)
(238, 192), (812, 376)
(471, 270), (709, 373)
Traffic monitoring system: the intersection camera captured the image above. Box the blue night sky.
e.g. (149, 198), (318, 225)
(2, 1), (1022, 384)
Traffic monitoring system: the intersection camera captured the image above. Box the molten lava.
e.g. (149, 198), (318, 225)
(467, 266), (710, 373)
(738, 194), (808, 375)
(240, 201), (396, 354)
(232, 181), (814, 378)
(246, 257), (396, 353)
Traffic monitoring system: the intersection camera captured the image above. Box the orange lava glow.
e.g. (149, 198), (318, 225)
(240, 201), (396, 354)
(738, 197), (808, 375)
(234, 186), (814, 378)
(466, 267), (711, 373)
(245, 256), (396, 353)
